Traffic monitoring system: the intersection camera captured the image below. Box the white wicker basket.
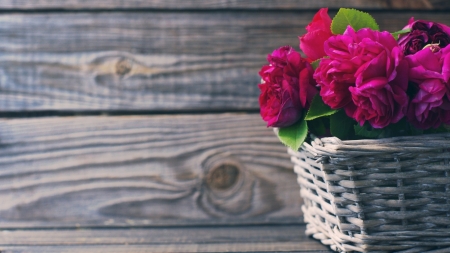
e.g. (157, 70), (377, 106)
(289, 133), (450, 253)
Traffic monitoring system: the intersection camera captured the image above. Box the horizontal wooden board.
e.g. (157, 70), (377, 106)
(0, 244), (329, 253)
(0, 11), (304, 111)
(0, 51), (263, 111)
(1, 12), (450, 112)
(0, 12), (311, 55)
(0, 225), (331, 252)
(0, 244), (331, 253)
(0, 0), (445, 10)
(0, 11), (446, 55)
(0, 113), (303, 228)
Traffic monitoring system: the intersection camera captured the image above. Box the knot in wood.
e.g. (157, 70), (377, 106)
(206, 164), (240, 190)
(115, 59), (132, 75)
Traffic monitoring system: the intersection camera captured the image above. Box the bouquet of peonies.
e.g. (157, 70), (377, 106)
(259, 8), (450, 150)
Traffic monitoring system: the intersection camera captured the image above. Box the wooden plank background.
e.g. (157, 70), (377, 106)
(0, 225), (331, 253)
(0, 114), (302, 228)
(1, 12), (450, 111)
(0, 0), (447, 10)
(0, 0), (449, 233)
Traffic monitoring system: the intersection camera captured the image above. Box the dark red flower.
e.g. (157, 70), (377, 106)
(299, 8), (333, 61)
(399, 18), (450, 55)
(406, 45), (450, 129)
(259, 46), (318, 127)
(314, 27), (409, 128)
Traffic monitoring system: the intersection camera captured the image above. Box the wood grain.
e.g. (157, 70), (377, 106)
(0, 0), (445, 10)
(0, 11), (445, 55)
(0, 11), (304, 111)
(0, 113), (303, 228)
(1, 12), (450, 112)
(0, 12), (309, 55)
(0, 51), (263, 111)
(0, 245), (330, 253)
(0, 225), (331, 252)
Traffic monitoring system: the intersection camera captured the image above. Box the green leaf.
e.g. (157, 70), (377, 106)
(310, 59), (321, 70)
(330, 110), (355, 140)
(331, 8), (379, 34)
(354, 123), (383, 139)
(307, 117), (327, 136)
(391, 28), (411, 39)
(304, 94), (337, 121)
(407, 124), (423, 135)
(277, 119), (308, 151)
(424, 124), (448, 134)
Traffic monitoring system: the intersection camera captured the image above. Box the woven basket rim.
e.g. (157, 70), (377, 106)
(300, 132), (450, 157)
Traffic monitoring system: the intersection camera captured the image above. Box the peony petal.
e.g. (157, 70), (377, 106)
(286, 48), (302, 66)
(408, 65), (443, 81)
(412, 47), (441, 72)
(390, 85), (409, 122)
(315, 26), (410, 128)
(300, 30), (328, 61)
(259, 46), (310, 127)
(418, 79), (446, 98)
(441, 46), (450, 82)
(324, 35), (353, 59)
(369, 91), (388, 115)
(415, 101), (431, 116)
(376, 31), (399, 51)
(299, 65), (318, 108)
(355, 53), (387, 85)
(343, 26), (356, 38)
(299, 8), (332, 61)
(387, 47), (403, 82)
(357, 77), (389, 90)
(306, 8), (332, 32)
(389, 58), (408, 91)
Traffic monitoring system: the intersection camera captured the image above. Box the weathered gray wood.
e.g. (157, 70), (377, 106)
(0, 11), (304, 111)
(0, 225), (331, 253)
(0, 244), (331, 253)
(1, 12), (450, 112)
(0, 225), (315, 245)
(0, 52), (263, 111)
(0, 12), (309, 55)
(0, 0), (445, 10)
(1, 11), (447, 55)
(0, 113), (303, 228)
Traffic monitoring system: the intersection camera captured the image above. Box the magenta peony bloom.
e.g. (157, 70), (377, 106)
(299, 8), (333, 61)
(314, 57), (355, 109)
(399, 18), (450, 55)
(406, 45), (450, 129)
(314, 26), (409, 128)
(259, 46), (318, 127)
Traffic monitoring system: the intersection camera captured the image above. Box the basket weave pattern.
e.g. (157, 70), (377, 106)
(289, 133), (450, 253)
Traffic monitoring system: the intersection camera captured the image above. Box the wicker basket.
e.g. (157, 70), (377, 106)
(289, 133), (450, 253)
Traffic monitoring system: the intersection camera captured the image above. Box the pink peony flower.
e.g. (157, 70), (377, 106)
(259, 46), (318, 127)
(299, 8), (333, 61)
(314, 26), (409, 128)
(406, 45), (450, 129)
(314, 57), (355, 109)
(399, 18), (450, 55)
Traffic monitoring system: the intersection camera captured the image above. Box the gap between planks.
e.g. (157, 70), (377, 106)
(0, 225), (331, 253)
(0, 0), (440, 11)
